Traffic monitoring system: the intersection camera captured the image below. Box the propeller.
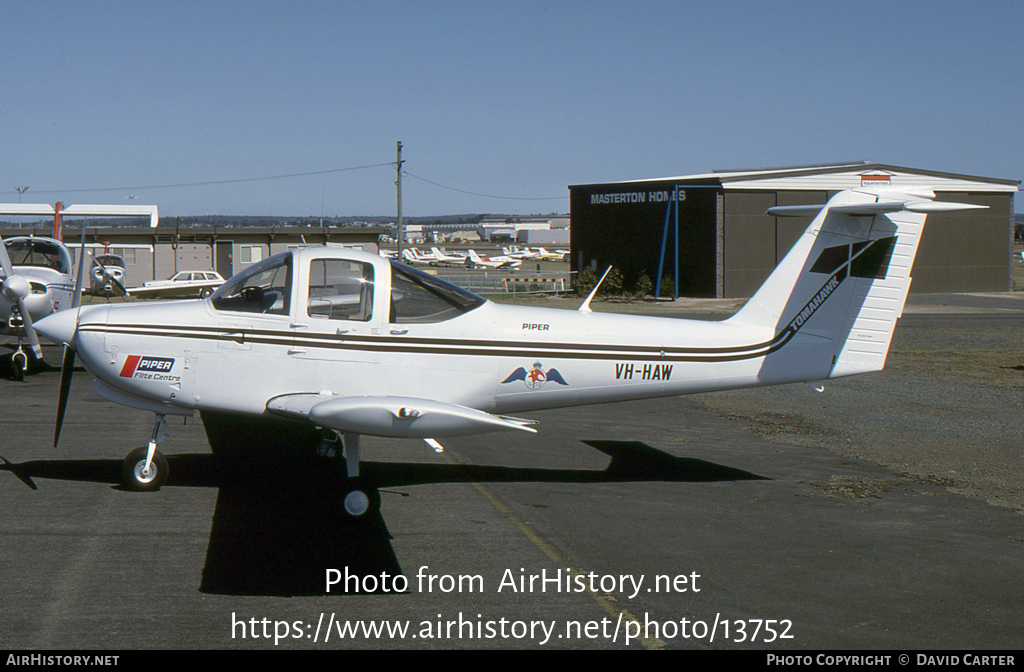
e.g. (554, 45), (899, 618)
(52, 227), (90, 448)
(0, 235), (44, 362)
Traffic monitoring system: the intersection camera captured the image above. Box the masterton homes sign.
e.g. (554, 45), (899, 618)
(589, 190), (688, 205)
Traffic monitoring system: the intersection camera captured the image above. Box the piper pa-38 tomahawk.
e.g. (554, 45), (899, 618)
(32, 187), (983, 517)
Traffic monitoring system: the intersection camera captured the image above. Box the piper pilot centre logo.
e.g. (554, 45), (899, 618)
(501, 362), (568, 390)
(119, 355), (179, 381)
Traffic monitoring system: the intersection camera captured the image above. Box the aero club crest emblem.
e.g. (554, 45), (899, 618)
(501, 362), (568, 390)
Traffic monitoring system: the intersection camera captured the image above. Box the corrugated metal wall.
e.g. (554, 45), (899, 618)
(718, 190), (1012, 297)
(911, 192), (1011, 292)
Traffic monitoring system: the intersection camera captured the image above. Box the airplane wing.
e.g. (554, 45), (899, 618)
(501, 367), (528, 383)
(125, 280), (221, 298)
(266, 393), (537, 438)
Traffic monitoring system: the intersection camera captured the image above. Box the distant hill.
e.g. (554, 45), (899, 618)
(0, 213), (503, 229)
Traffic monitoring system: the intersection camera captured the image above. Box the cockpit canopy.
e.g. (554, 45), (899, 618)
(209, 250), (485, 323)
(94, 254), (125, 268)
(4, 238), (72, 275)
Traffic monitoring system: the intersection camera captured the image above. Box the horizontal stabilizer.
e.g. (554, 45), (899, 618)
(765, 204), (825, 217)
(768, 195), (988, 218)
(0, 455), (38, 490)
(267, 393), (538, 438)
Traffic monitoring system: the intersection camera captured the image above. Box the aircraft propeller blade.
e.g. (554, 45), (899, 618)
(53, 344), (76, 448)
(17, 298), (43, 359)
(52, 227), (92, 447)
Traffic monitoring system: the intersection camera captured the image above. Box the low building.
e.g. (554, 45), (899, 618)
(0, 223), (382, 288)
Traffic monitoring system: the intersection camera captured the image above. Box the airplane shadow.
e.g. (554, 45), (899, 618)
(1, 442), (766, 597)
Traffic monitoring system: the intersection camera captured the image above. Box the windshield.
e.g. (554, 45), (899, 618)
(389, 260), (485, 323)
(5, 239), (71, 274)
(94, 255), (124, 267)
(211, 252), (292, 315)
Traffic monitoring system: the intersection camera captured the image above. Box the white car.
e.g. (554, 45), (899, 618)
(128, 270), (225, 299)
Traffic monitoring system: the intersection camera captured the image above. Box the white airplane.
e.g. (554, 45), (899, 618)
(31, 187), (984, 518)
(87, 253), (129, 297)
(399, 247), (432, 265)
(466, 249), (523, 269)
(0, 202), (158, 378)
(0, 235), (76, 379)
(501, 245), (540, 260)
(428, 247), (469, 267)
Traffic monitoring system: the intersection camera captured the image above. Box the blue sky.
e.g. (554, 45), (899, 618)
(1, 1), (1020, 216)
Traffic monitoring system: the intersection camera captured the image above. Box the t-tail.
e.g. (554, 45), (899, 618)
(725, 188), (986, 382)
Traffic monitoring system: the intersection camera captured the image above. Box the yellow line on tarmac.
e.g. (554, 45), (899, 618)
(440, 454), (665, 650)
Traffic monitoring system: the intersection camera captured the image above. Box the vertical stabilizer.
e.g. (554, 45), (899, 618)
(726, 188), (986, 380)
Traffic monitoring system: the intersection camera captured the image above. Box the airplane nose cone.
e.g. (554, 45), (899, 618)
(33, 307), (81, 347)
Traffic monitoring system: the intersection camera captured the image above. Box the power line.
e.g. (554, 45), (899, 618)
(403, 171), (567, 201)
(1, 162), (396, 196)
(1, 161), (570, 205)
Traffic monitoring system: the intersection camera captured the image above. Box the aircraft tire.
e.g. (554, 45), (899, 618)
(123, 447), (169, 492)
(11, 351), (27, 382)
(341, 481), (380, 519)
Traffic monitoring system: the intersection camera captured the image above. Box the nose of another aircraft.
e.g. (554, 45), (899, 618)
(34, 307), (82, 348)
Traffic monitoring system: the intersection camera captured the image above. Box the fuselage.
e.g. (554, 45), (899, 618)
(57, 247), (835, 424)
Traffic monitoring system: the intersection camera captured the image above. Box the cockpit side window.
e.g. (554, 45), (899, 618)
(307, 259), (374, 321)
(389, 261), (485, 324)
(211, 253), (292, 315)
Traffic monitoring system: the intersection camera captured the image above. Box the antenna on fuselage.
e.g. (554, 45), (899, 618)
(578, 266), (612, 314)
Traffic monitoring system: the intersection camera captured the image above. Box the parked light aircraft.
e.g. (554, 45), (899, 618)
(533, 247), (569, 262)
(501, 246), (540, 260)
(31, 188), (984, 517)
(0, 235), (75, 379)
(399, 247), (432, 264)
(87, 253), (128, 297)
(0, 202), (158, 378)
(466, 249), (523, 269)
(428, 247), (469, 267)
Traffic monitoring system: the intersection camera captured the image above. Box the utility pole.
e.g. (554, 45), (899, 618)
(396, 141), (404, 258)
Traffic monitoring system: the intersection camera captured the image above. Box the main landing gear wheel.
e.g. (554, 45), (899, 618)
(341, 480), (380, 519)
(123, 447), (169, 492)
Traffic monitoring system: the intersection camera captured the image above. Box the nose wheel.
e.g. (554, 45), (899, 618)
(123, 446), (169, 491)
(11, 348), (27, 382)
(122, 414), (171, 491)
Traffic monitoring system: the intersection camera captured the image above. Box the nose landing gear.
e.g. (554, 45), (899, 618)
(122, 414), (170, 491)
(10, 346), (28, 382)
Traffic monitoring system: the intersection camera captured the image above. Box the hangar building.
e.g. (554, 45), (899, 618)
(569, 162), (1019, 298)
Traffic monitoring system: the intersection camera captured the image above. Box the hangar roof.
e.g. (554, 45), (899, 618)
(571, 161), (1019, 193)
